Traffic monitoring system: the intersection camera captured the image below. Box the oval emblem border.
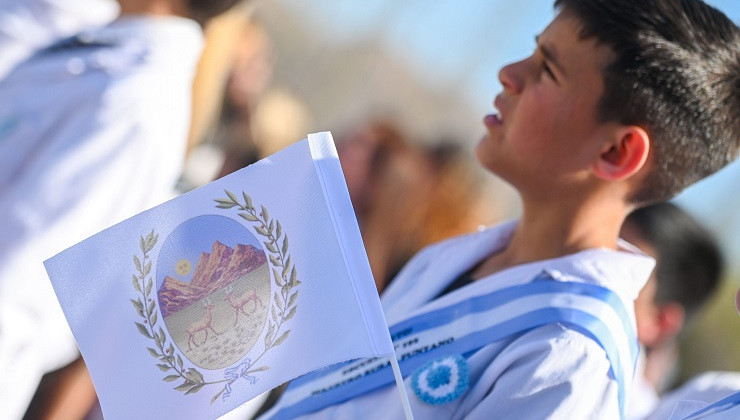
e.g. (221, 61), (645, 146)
(130, 189), (300, 403)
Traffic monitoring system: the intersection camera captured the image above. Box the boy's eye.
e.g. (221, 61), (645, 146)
(542, 62), (556, 81)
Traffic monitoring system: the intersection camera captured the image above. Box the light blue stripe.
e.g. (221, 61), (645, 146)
(290, 274), (636, 388)
(388, 276), (637, 360)
(273, 306), (632, 419)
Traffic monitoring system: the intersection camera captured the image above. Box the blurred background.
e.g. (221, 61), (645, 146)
(181, 0), (739, 386)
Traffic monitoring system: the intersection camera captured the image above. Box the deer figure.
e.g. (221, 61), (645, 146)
(187, 297), (219, 351)
(224, 285), (264, 326)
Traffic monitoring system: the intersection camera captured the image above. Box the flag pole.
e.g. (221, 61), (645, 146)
(390, 355), (415, 420)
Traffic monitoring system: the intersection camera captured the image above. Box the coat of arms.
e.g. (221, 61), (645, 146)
(130, 190), (300, 403)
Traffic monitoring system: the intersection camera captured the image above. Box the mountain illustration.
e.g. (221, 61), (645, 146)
(158, 241), (267, 317)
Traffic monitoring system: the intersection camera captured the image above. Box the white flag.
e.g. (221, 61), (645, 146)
(44, 132), (395, 420)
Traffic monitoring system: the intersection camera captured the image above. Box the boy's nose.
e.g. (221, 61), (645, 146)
(498, 59), (525, 94)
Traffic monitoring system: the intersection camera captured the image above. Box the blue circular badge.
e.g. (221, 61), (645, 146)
(411, 354), (470, 405)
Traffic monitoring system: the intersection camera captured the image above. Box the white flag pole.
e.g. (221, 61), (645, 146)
(390, 356), (415, 420)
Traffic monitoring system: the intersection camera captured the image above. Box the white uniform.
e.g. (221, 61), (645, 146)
(0, 16), (203, 419)
(650, 372), (740, 420)
(666, 391), (740, 420)
(262, 221), (655, 419)
(626, 352), (661, 420)
(0, 0), (118, 79)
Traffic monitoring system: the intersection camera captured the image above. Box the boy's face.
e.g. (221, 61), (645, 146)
(477, 12), (617, 197)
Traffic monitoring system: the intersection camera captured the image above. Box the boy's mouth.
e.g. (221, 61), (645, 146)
(484, 96), (504, 128)
(483, 113), (503, 128)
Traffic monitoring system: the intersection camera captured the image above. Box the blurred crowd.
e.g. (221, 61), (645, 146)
(176, 11), (499, 293)
(0, 1), (737, 419)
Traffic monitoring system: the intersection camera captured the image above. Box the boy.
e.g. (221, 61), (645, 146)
(259, 0), (738, 418)
(0, 0), (244, 418)
(620, 203), (724, 419)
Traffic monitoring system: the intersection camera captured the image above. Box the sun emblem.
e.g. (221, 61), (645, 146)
(175, 259), (192, 276)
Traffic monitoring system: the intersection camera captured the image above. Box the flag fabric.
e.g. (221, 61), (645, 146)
(44, 132), (395, 420)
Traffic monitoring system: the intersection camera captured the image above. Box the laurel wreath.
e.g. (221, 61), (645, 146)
(130, 190), (299, 404)
(215, 190), (301, 353)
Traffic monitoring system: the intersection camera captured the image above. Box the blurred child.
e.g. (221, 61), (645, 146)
(338, 123), (497, 291)
(338, 120), (431, 289)
(621, 202), (723, 419)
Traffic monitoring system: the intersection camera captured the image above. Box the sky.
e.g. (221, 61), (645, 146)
(275, 0), (738, 108)
(273, 0), (740, 273)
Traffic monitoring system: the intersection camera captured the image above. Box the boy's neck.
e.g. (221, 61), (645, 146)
(474, 194), (630, 279)
(117, 0), (189, 18)
(642, 341), (678, 391)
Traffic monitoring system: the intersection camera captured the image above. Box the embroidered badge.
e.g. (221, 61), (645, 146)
(411, 354), (469, 405)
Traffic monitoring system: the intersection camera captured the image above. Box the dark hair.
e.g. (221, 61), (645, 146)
(625, 202), (722, 322)
(187, 0), (244, 26)
(554, 0), (740, 203)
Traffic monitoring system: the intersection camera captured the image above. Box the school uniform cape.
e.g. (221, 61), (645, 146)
(263, 220), (655, 420)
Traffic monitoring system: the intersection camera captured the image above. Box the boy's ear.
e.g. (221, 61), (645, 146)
(654, 302), (685, 344)
(592, 126), (650, 181)
(637, 301), (685, 347)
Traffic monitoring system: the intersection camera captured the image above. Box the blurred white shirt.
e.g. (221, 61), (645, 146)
(0, 15), (202, 419)
(627, 351), (661, 420)
(0, 0), (119, 79)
